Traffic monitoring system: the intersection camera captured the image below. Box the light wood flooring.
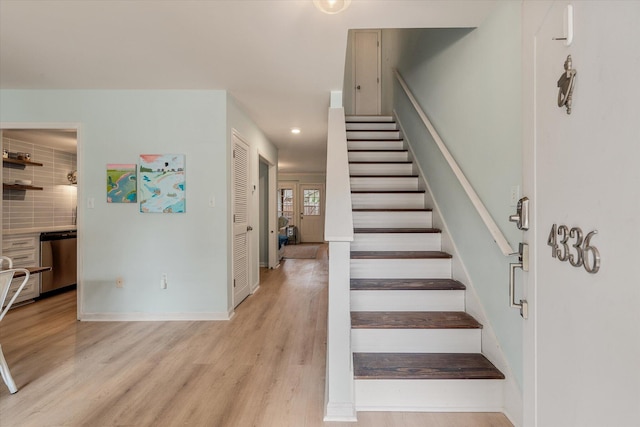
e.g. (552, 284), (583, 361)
(0, 244), (513, 426)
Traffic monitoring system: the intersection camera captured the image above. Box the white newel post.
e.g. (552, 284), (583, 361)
(324, 241), (356, 421)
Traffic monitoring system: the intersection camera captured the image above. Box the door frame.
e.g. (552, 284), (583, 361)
(0, 122), (83, 319)
(258, 151), (278, 270)
(351, 29), (382, 115)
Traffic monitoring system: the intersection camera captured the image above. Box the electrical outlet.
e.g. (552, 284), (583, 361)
(116, 277), (124, 288)
(161, 273), (168, 289)
(510, 185), (520, 206)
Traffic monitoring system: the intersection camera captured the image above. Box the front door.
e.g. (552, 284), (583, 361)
(232, 133), (251, 307)
(524, 2), (640, 426)
(299, 184), (324, 243)
(353, 30), (381, 115)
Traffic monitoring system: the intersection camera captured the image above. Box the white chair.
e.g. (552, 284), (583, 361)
(0, 256), (30, 394)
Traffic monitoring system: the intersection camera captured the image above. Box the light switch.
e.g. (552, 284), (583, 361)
(209, 196), (215, 207)
(88, 197), (95, 209)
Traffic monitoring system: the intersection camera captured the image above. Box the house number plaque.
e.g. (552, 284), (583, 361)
(547, 224), (600, 274)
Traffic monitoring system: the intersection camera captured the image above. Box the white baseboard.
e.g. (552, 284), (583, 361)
(80, 310), (233, 321)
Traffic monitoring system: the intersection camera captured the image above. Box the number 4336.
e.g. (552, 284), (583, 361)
(547, 224), (600, 274)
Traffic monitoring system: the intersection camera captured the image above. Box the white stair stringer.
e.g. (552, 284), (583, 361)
(346, 115), (504, 414)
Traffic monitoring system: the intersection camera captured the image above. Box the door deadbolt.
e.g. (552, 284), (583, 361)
(509, 197), (530, 230)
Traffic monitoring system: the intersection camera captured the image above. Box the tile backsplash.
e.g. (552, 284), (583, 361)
(2, 137), (77, 230)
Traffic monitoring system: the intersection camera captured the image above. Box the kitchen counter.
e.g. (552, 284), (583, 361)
(3, 226), (77, 236)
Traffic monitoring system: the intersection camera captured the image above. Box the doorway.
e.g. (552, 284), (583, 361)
(352, 30), (381, 115)
(0, 125), (81, 317)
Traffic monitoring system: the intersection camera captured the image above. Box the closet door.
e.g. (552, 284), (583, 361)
(232, 133), (250, 307)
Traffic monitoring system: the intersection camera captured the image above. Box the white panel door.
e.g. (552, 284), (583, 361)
(232, 134), (251, 308)
(524, 2), (640, 426)
(354, 30), (381, 115)
(299, 184), (324, 243)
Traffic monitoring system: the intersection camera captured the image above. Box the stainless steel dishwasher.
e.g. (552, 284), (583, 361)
(40, 230), (77, 294)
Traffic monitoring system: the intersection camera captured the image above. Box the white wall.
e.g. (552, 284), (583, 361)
(391, 2), (523, 387)
(1, 90), (231, 318)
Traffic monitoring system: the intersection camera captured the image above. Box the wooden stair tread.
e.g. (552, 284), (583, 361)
(354, 228), (440, 234)
(350, 278), (466, 291)
(351, 311), (482, 329)
(350, 250), (451, 259)
(352, 208), (432, 212)
(353, 353), (505, 380)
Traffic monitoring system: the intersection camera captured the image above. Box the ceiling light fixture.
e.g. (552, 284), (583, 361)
(291, 128), (301, 134)
(313, 0), (351, 14)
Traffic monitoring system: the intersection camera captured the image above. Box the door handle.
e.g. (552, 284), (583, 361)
(247, 226), (253, 231)
(356, 85), (361, 90)
(509, 243), (529, 319)
(509, 197), (529, 230)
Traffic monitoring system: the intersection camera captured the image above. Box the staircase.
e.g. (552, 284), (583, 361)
(345, 115), (505, 412)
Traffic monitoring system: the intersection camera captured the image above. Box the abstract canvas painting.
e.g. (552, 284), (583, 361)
(107, 164), (137, 203)
(139, 154), (185, 213)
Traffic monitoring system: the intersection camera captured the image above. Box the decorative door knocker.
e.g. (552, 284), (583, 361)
(557, 55), (577, 114)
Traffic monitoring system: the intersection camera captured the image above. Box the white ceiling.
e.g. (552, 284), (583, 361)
(0, 0), (497, 173)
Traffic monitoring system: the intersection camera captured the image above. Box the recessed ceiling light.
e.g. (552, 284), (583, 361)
(291, 128), (301, 134)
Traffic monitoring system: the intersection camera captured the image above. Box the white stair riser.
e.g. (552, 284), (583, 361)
(351, 193), (424, 210)
(350, 177), (418, 191)
(350, 258), (451, 279)
(354, 379), (504, 412)
(346, 122), (398, 131)
(347, 130), (401, 140)
(351, 233), (441, 252)
(346, 115), (394, 123)
(353, 211), (433, 228)
(349, 163), (414, 176)
(348, 151), (409, 162)
(348, 140), (404, 151)
(350, 290), (464, 312)
(351, 329), (481, 353)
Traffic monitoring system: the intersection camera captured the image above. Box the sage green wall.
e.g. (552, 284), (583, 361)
(0, 90), (231, 316)
(391, 2), (523, 387)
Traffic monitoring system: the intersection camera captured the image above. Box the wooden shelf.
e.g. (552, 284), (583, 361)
(3, 183), (44, 191)
(3, 158), (44, 167)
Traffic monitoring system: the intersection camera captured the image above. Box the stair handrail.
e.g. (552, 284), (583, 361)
(394, 68), (514, 256)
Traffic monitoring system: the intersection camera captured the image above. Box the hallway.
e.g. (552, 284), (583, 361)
(0, 245), (511, 426)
